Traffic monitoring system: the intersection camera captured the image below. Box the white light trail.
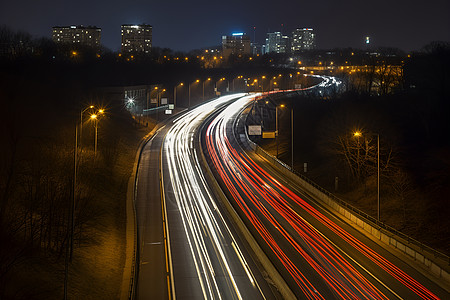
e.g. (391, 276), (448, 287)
(164, 94), (262, 299)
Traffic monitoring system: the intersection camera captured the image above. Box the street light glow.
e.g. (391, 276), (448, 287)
(354, 131), (362, 137)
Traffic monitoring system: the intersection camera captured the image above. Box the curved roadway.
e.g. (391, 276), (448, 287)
(201, 94), (449, 299)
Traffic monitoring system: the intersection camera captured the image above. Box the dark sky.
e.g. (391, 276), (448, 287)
(1, 0), (449, 52)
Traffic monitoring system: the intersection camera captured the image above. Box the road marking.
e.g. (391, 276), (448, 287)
(161, 133), (176, 300)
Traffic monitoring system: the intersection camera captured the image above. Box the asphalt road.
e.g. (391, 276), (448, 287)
(135, 124), (171, 299)
(202, 94), (450, 299)
(136, 95), (277, 299)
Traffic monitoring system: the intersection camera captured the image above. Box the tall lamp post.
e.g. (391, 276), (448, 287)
(174, 82), (183, 108)
(203, 78), (211, 101)
(354, 131), (380, 221)
(276, 104), (285, 158)
(80, 105), (94, 152)
(215, 77), (228, 94)
(261, 75), (266, 92)
(232, 75), (243, 92)
(188, 79), (200, 108)
(291, 108), (294, 170)
(66, 105), (97, 298)
(90, 109), (104, 157)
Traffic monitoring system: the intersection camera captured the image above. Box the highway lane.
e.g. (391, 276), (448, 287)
(135, 124), (171, 299)
(161, 94), (276, 299)
(134, 77), (341, 299)
(202, 95), (449, 299)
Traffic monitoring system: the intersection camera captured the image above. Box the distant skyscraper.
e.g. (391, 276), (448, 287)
(265, 32), (290, 54)
(52, 25), (101, 48)
(121, 24), (152, 54)
(251, 42), (262, 55)
(222, 33), (251, 57)
(291, 28), (316, 51)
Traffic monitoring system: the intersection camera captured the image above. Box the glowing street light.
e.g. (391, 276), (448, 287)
(80, 105), (94, 152)
(91, 109), (105, 157)
(174, 82), (183, 108)
(203, 78), (211, 100)
(276, 104), (285, 158)
(189, 79), (200, 108)
(353, 131), (380, 221)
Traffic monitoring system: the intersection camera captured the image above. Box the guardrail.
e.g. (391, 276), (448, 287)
(239, 95), (450, 287)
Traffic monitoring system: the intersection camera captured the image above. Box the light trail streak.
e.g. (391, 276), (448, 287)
(204, 94), (440, 299)
(164, 94), (264, 299)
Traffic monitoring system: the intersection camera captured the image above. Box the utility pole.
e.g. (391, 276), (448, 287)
(291, 108), (294, 170)
(377, 134), (380, 222)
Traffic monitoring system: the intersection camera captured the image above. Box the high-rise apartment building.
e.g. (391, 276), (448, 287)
(121, 24), (152, 54)
(222, 33), (251, 57)
(52, 25), (101, 48)
(264, 32), (289, 54)
(291, 28), (316, 51)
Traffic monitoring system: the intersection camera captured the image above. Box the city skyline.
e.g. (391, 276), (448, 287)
(1, 0), (449, 52)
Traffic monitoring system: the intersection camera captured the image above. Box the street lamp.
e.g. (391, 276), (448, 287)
(157, 88), (166, 105)
(174, 82), (183, 108)
(80, 105), (94, 152)
(276, 104), (285, 158)
(66, 104), (98, 296)
(215, 77), (228, 94)
(91, 109), (105, 157)
(189, 79), (200, 108)
(203, 78), (211, 100)
(353, 131), (380, 221)
(149, 86), (159, 110)
(91, 114), (98, 156)
(232, 75), (243, 92)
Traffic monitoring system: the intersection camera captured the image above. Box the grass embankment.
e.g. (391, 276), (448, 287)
(0, 91), (154, 299)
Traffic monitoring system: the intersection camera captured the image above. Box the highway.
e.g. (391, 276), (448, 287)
(136, 94), (276, 299)
(201, 94), (449, 299)
(135, 76), (448, 299)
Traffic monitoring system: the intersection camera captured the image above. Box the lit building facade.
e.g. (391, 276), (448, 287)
(52, 26), (101, 48)
(264, 32), (290, 54)
(121, 24), (152, 54)
(222, 33), (251, 57)
(291, 28), (316, 51)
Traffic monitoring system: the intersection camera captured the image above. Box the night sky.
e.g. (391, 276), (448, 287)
(1, 0), (449, 52)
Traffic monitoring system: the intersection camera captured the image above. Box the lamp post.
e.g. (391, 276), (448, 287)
(189, 79), (200, 108)
(276, 104), (285, 158)
(377, 134), (380, 221)
(91, 109), (104, 157)
(232, 75), (243, 92)
(174, 82), (183, 108)
(216, 77), (228, 94)
(80, 105), (94, 152)
(149, 86), (158, 110)
(203, 78), (211, 101)
(291, 108), (294, 170)
(354, 131), (380, 221)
